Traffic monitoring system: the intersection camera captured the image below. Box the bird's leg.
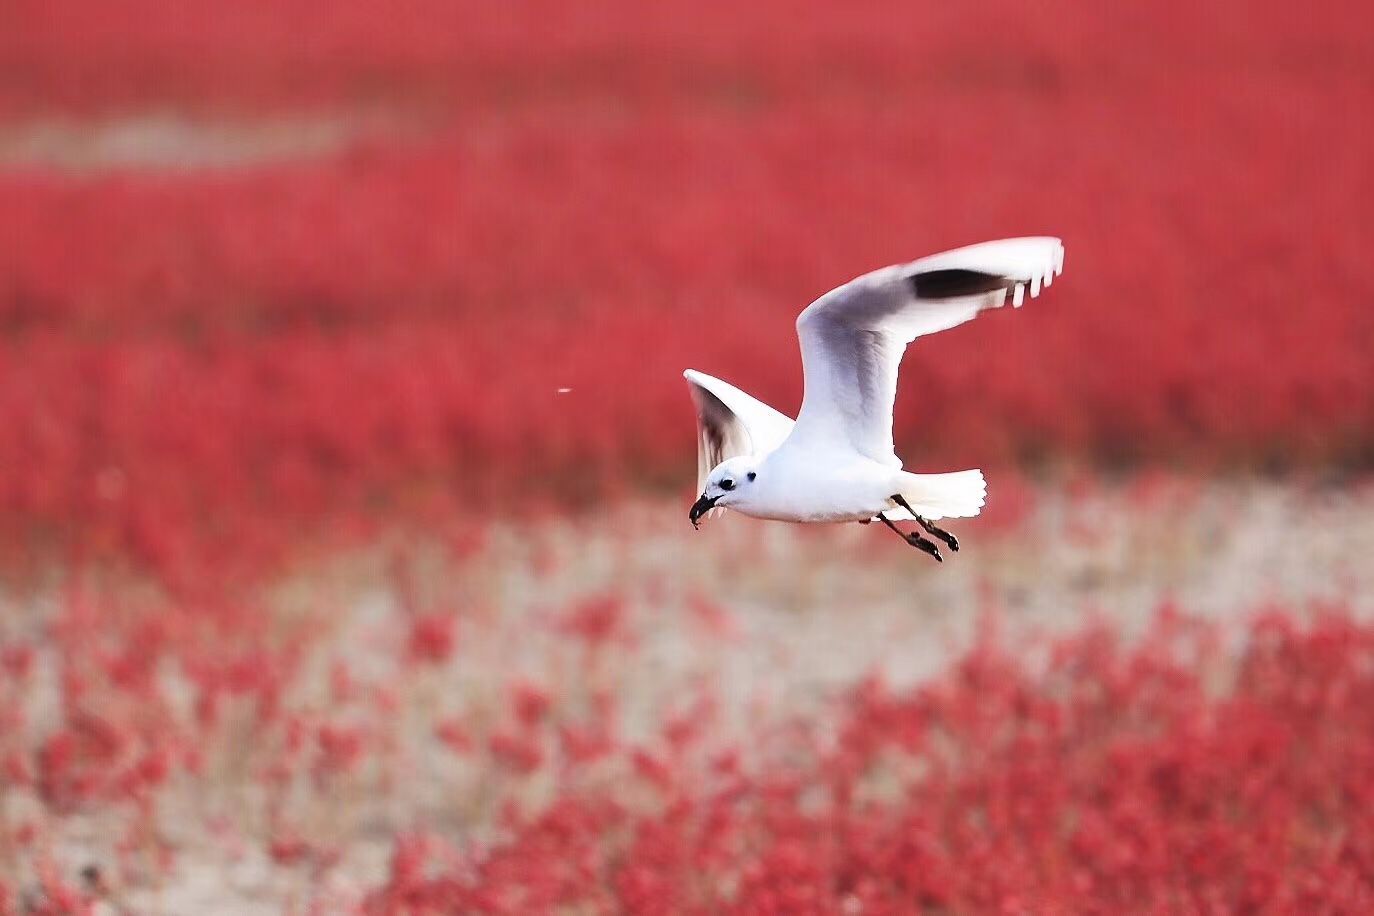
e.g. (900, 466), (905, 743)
(877, 513), (943, 563)
(890, 495), (960, 553)
(915, 517), (959, 552)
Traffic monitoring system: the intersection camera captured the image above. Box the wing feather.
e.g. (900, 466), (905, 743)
(789, 237), (1064, 464)
(683, 369), (793, 492)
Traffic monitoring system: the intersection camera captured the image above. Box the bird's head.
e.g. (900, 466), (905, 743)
(689, 456), (761, 528)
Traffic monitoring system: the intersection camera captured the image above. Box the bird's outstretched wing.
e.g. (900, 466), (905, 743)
(789, 237), (1064, 465)
(683, 369), (794, 492)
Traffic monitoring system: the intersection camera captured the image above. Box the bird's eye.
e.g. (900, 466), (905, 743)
(719, 478), (735, 491)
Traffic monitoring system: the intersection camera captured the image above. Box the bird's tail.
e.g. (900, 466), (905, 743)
(893, 469), (986, 521)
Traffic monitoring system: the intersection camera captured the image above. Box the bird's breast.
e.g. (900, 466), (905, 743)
(741, 452), (894, 523)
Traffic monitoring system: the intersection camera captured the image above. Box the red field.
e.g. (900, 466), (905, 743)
(0, 487), (1371, 913)
(370, 611), (1374, 914)
(3, 0), (1374, 573)
(3, 2), (1374, 912)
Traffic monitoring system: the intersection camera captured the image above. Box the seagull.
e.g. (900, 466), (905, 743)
(685, 237), (1064, 561)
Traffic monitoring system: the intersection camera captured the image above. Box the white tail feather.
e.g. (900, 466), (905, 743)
(895, 469), (986, 520)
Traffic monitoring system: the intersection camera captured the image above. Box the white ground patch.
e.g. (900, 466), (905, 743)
(0, 112), (418, 170)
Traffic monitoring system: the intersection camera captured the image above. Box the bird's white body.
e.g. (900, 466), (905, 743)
(685, 237), (1064, 549)
(738, 447), (901, 523)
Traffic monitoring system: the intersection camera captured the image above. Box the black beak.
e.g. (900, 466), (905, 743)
(689, 493), (718, 529)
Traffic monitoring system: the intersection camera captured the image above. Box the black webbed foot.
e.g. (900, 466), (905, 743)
(919, 520), (958, 553)
(876, 513), (944, 562)
(905, 533), (943, 562)
(889, 494), (961, 554)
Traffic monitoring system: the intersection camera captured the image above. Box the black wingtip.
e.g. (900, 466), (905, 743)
(909, 268), (1012, 299)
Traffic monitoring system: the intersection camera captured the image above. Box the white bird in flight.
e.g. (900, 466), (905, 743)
(685, 237), (1064, 561)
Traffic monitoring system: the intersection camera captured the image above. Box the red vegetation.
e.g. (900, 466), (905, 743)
(407, 613), (458, 666)
(6, 565), (1374, 910)
(2, 1), (1369, 121)
(2, 2), (1373, 910)
(361, 610), (1374, 913)
(1, 0), (1373, 574)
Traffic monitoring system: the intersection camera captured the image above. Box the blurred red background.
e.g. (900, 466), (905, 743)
(3, 0), (1373, 575)
(3, 2), (1374, 912)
